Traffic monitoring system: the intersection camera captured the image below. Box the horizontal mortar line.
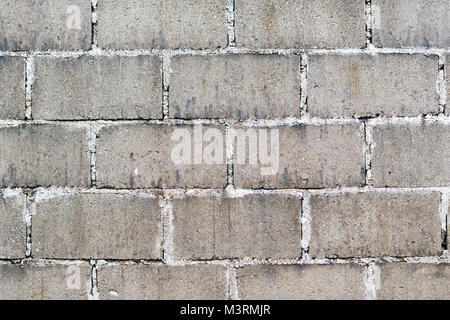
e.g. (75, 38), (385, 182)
(0, 115), (449, 128)
(2, 186), (450, 198)
(0, 255), (449, 267)
(0, 47), (449, 57)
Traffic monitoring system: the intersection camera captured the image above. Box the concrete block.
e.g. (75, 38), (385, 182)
(171, 193), (301, 259)
(373, 0), (450, 48)
(0, 124), (91, 187)
(96, 123), (227, 189)
(0, 0), (91, 50)
(233, 124), (365, 189)
(308, 54), (439, 118)
(309, 191), (442, 258)
(97, 0), (227, 49)
(376, 263), (450, 299)
(33, 56), (162, 120)
(0, 56), (25, 119)
(236, 264), (366, 299)
(97, 264), (227, 300)
(0, 191), (26, 258)
(0, 264), (91, 300)
(235, 0), (365, 49)
(170, 54), (300, 119)
(371, 123), (450, 187)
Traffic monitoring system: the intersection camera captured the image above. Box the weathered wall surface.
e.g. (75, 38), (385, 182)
(0, 0), (449, 300)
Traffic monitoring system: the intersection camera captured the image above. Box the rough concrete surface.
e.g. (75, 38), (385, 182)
(97, 0), (227, 49)
(371, 123), (450, 187)
(235, 0), (365, 49)
(0, 0), (449, 301)
(233, 124), (365, 189)
(33, 56), (162, 120)
(0, 56), (25, 119)
(373, 0), (450, 48)
(170, 54), (300, 119)
(376, 263), (450, 300)
(0, 192), (26, 259)
(308, 54), (439, 118)
(236, 264), (366, 300)
(0, 124), (91, 187)
(0, 264), (91, 300)
(96, 123), (227, 189)
(171, 193), (301, 259)
(309, 191), (442, 258)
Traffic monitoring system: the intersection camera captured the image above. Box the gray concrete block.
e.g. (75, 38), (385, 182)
(0, 56), (25, 119)
(0, 191), (26, 259)
(0, 124), (91, 187)
(371, 123), (450, 187)
(309, 191), (442, 258)
(33, 56), (162, 120)
(447, 198), (450, 248)
(0, 264), (91, 300)
(0, 0), (91, 51)
(373, 0), (450, 48)
(97, 264), (227, 300)
(171, 193), (301, 259)
(33, 193), (162, 259)
(97, 0), (228, 49)
(235, 0), (366, 49)
(170, 55), (300, 119)
(236, 264), (366, 300)
(96, 123), (227, 189)
(233, 124), (365, 189)
(308, 54), (439, 118)
(376, 263), (450, 299)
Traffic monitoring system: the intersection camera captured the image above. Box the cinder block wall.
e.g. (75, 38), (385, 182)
(0, 0), (449, 300)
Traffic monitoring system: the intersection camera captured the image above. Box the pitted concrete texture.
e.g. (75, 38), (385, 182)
(0, 0), (449, 300)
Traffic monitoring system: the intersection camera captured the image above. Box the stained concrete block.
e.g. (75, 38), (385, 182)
(446, 54), (450, 115)
(0, 124), (91, 187)
(97, 0), (228, 49)
(97, 264), (227, 300)
(0, 264), (91, 300)
(373, 0), (450, 48)
(33, 193), (162, 259)
(376, 263), (450, 300)
(171, 193), (301, 259)
(0, 0), (91, 51)
(33, 56), (162, 120)
(235, 0), (365, 49)
(0, 56), (25, 119)
(236, 264), (366, 300)
(371, 123), (450, 187)
(96, 123), (227, 189)
(233, 124), (365, 189)
(170, 54), (300, 119)
(0, 191), (26, 259)
(308, 54), (439, 118)
(309, 191), (442, 258)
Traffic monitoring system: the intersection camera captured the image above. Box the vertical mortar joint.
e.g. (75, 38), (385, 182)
(226, 0), (236, 47)
(300, 54), (308, 117)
